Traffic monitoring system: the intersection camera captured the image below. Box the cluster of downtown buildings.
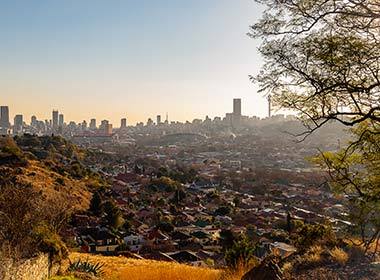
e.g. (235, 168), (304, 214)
(0, 98), (279, 144)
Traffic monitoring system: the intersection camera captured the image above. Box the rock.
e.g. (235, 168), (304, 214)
(242, 257), (283, 280)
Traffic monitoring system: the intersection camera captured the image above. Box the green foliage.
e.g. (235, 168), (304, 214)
(0, 137), (28, 166)
(252, 0), (380, 255)
(219, 229), (236, 250)
(102, 200), (124, 230)
(67, 258), (104, 277)
(225, 237), (259, 270)
(313, 121), (380, 250)
(290, 221), (333, 250)
(89, 192), (102, 216)
(36, 230), (68, 263)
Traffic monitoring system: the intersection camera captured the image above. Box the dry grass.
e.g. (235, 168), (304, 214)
(305, 245), (323, 265)
(67, 252), (223, 280)
(219, 263), (252, 280)
(19, 162), (91, 211)
(329, 247), (348, 266)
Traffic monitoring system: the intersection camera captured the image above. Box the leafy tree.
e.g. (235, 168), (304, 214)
(89, 192), (102, 216)
(250, 0), (380, 133)
(251, 0), (380, 253)
(290, 220), (333, 250)
(314, 121), (380, 252)
(102, 200), (123, 230)
(225, 237), (259, 270)
(219, 228), (236, 250)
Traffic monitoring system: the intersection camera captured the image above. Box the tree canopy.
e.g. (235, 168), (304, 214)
(251, 0), (380, 253)
(250, 0), (380, 134)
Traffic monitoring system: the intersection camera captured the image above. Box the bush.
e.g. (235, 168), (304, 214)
(290, 221), (333, 250)
(225, 237), (259, 270)
(329, 247), (349, 266)
(67, 258), (104, 277)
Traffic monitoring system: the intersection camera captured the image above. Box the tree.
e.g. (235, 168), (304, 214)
(251, 0), (380, 253)
(89, 191), (102, 216)
(250, 0), (380, 136)
(102, 200), (123, 230)
(225, 237), (259, 270)
(314, 121), (380, 252)
(0, 170), (69, 260)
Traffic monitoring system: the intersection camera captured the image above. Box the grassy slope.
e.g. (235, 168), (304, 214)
(65, 252), (245, 280)
(17, 160), (91, 211)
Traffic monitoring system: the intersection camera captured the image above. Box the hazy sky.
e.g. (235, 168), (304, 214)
(0, 0), (266, 126)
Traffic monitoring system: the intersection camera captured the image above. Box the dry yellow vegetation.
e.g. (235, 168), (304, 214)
(329, 247), (348, 266)
(19, 161), (91, 211)
(67, 252), (245, 280)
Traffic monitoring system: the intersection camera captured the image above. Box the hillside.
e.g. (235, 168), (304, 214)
(62, 252), (237, 280)
(0, 135), (107, 211)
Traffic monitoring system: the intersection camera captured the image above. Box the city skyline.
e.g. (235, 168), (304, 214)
(0, 1), (266, 124)
(0, 97), (272, 129)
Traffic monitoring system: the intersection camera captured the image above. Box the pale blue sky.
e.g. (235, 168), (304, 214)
(0, 0), (265, 125)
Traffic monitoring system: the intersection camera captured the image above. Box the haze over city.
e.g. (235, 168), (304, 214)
(1, 0), (265, 124)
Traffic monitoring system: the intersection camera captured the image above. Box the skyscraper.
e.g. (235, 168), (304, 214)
(0, 106), (10, 128)
(52, 110), (59, 130)
(58, 114), (64, 127)
(31, 115), (37, 127)
(156, 115), (161, 125)
(233, 98), (241, 116)
(120, 118), (127, 129)
(14, 114), (23, 133)
(89, 119), (97, 130)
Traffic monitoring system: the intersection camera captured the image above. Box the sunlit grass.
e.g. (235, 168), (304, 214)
(67, 252), (224, 280)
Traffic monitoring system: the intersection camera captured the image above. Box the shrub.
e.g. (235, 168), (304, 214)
(329, 247), (349, 266)
(225, 237), (259, 270)
(290, 221), (333, 250)
(67, 258), (104, 277)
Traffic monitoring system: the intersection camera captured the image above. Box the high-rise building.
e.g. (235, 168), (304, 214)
(120, 118), (127, 129)
(14, 114), (23, 133)
(31, 115), (37, 127)
(0, 106), (10, 128)
(233, 98), (241, 116)
(81, 120), (87, 130)
(99, 120), (109, 130)
(147, 118), (154, 126)
(58, 114), (64, 127)
(89, 119), (97, 130)
(52, 110), (59, 130)
(105, 124), (113, 135)
(156, 115), (161, 125)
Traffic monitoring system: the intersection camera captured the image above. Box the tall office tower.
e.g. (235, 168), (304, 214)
(14, 114), (23, 133)
(105, 124), (113, 135)
(52, 110), (59, 130)
(120, 118), (127, 129)
(31, 115), (37, 127)
(0, 106), (10, 128)
(89, 118), (97, 130)
(147, 118), (154, 126)
(233, 98), (241, 116)
(58, 114), (64, 127)
(156, 115), (161, 125)
(99, 120), (109, 130)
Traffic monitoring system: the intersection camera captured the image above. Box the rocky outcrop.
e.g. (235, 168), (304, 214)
(242, 257), (283, 280)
